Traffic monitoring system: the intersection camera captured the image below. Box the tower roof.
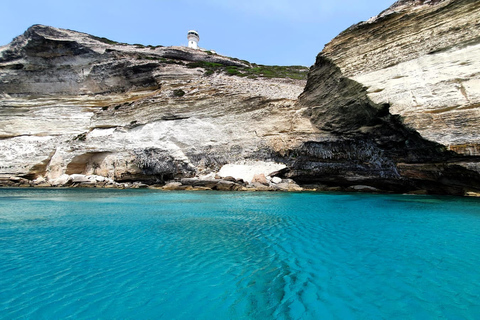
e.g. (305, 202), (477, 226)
(187, 30), (199, 38)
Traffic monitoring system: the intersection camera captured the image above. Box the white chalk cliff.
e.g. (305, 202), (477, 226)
(0, 25), (312, 190)
(322, 0), (480, 153)
(1, 0), (480, 195)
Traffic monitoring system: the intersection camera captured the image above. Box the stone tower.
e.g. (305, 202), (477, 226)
(187, 30), (199, 49)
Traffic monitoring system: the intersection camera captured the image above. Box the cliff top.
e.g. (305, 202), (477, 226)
(0, 24), (309, 80)
(335, 0), (452, 34)
(1, 24), (248, 66)
(322, 0), (479, 77)
(371, 0), (450, 21)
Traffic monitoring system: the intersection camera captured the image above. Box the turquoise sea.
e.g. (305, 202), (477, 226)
(0, 188), (479, 319)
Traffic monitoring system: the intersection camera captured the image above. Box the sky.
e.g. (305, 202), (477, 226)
(1, 0), (394, 66)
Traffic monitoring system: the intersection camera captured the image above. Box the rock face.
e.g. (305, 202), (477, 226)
(296, 0), (480, 195)
(0, 25), (313, 189)
(297, 56), (480, 194)
(1, 1), (480, 196)
(321, 0), (480, 153)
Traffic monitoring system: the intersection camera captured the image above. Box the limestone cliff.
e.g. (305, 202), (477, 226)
(296, 0), (480, 195)
(321, 0), (480, 153)
(0, 25), (312, 190)
(1, 1), (480, 196)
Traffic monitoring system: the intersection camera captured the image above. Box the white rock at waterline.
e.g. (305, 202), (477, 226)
(271, 177), (282, 184)
(217, 161), (287, 183)
(50, 174), (71, 186)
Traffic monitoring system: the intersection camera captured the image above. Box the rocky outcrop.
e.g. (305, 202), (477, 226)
(296, 56), (480, 195)
(295, 0), (480, 195)
(0, 25), (313, 191)
(321, 0), (480, 152)
(0, 25), (248, 96)
(2, 0), (480, 197)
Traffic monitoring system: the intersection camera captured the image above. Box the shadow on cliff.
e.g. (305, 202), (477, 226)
(284, 56), (480, 195)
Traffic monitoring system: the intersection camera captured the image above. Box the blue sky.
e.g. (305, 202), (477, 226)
(2, 0), (394, 66)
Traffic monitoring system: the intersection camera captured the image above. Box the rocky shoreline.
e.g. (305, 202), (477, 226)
(3, 174), (480, 197)
(1, 0), (480, 197)
(0, 174), (302, 191)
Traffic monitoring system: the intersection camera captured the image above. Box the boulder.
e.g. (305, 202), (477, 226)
(271, 177), (282, 184)
(251, 174), (268, 185)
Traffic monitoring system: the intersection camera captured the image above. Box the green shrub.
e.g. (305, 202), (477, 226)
(147, 45), (164, 50)
(91, 36), (120, 45)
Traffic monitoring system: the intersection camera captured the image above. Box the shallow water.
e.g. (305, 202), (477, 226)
(0, 188), (479, 319)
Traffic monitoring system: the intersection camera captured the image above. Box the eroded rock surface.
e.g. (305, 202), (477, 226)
(0, 25), (313, 190)
(295, 0), (480, 195)
(2, 4), (480, 196)
(321, 0), (480, 152)
(297, 56), (480, 195)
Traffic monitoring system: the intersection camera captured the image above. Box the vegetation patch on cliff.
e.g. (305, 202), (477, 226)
(185, 61), (308, 80)
(91, 35), (164, 49)
(90, 35), (127, 46)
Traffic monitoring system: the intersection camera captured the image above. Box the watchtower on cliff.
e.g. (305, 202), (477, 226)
(187, 30), (199, 49)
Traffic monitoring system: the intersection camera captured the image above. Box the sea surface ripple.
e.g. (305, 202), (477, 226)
(0, 189), (479, 319)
